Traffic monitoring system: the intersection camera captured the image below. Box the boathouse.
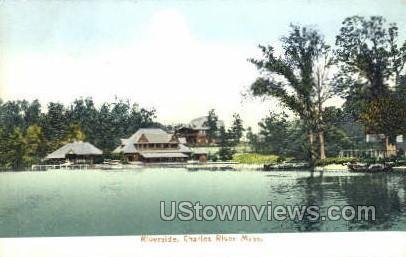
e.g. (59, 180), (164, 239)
(45, 141), (103, 164)
(113, 128), (207, 163)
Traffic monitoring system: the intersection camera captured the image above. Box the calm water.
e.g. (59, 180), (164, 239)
(0, 169), (405, 237)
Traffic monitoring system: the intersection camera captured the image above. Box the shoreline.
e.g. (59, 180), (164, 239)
(2, 163), (406, 173)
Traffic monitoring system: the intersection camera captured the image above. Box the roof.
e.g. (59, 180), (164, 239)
(178, 144), (192, 153)
(122, 143), (138, 154)
(128, 128), (176, 144)
(114, 144), (192, 155)
(112, 145), (123, 154)
(140, 152), (188, 158)
(113, 128), (190, 155)
(46, 141), (103, 159)
(189, 116), (225, 130)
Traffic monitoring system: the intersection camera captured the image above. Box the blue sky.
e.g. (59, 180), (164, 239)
(1, 0), (405, 129)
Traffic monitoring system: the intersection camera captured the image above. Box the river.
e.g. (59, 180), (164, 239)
(0, 169), (405, 237)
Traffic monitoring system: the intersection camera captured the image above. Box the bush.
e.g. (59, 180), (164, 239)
(315, 157), (359, 166)
(233, 153), (279, 164)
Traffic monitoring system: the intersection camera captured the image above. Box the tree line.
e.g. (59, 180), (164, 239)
(0, 98), (157, 170)
(248, 15), (406, 164)
(0, 98), (246, 169)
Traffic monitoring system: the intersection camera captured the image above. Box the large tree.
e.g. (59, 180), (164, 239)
(335, 16), (406, 152)
(249, 25), (332, 162)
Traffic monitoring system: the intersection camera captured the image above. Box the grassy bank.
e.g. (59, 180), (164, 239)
(233, 153), (279, 164)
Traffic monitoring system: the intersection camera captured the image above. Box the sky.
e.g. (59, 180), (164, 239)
(0, 0), (405, 130)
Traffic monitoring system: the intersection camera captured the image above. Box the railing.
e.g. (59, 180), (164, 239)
(339, 149), (397, 158)
(31, 164), (92, 171)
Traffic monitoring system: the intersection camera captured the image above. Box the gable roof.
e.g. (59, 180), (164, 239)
(127, 128), (175, 144)
(46, 141), (103, 159)
(112, 128), (193, 155)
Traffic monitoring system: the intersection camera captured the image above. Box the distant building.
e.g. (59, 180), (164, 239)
(396, 135), (406, 157)
(112, 128), (207, 163)
(45, 141), (103, 164)
(175, 116), (225, 145)
(341, 133), (406, 158)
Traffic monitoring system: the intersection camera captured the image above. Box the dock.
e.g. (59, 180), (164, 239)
(31, 164), (93, 171)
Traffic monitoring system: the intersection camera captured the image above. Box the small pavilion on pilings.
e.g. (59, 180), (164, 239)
(45, 141), (103, 164)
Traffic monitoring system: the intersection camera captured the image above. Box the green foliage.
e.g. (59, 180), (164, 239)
(217, 126), (236, 161)
(334, 16), (406, 137)
(246, 113), (309, 160)
(0, 128), (25, 170)
(324, 126), (353, 156)
(249, 25), (333, 161)
(360, 96), (406, 140)
(233, 153), (279, 164)
(258, 112), (291, 155)
(0, 97), (158, 170)
(229, 113), (244, 145)
(23, 124), (46, 166)
(204, 109), (219, 144)
(64, 124), (86, 143)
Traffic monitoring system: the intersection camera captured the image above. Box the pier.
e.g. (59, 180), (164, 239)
(31, 164), (93, 171)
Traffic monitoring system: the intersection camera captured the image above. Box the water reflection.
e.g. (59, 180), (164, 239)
(0, 169), (405, 236)
(295, 171), (325, 232)
(292, 172), (406, 232)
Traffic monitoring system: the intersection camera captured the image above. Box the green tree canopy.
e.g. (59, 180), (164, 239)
(249, 25), (332, 161)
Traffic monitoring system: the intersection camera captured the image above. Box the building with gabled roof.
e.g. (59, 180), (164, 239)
(113, 128), (205, 163)
(45, 141), (103, 164)
(175, 116), (225, 145)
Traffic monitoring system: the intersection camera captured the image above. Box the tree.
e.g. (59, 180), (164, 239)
(335, 16), (406, 151)
(0, 100), (25, 133)
(204, 109), (219, 144)
(313, 49), (335, 159)
(0, 128), (9, 169)
(64, 124), (86, 143)
(258, 112), (291, 155)
(249, 25), (332, 162)
(22, 100), (42, 128)
(94, 103), (115, 151)
(4, 128), (25, 170)
(217, 126), (236, 161)
(360, 96), (405, 149)
(67, 98), (98, 142)
(127, 103), (157, 135)
(246, 127), (264, 153)
(229, 113), (244, 145)
(0, 97), (159, 169)
(42, 102), (68, 150)
(24, 124), (46, 165)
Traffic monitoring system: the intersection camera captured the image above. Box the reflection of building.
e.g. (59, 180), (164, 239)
(175, 116), (224, 145)
(113, 128), (208, 163)
(45, 141), (103, 164)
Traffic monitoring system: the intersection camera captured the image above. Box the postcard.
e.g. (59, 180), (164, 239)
(0, 0), (405, 256)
